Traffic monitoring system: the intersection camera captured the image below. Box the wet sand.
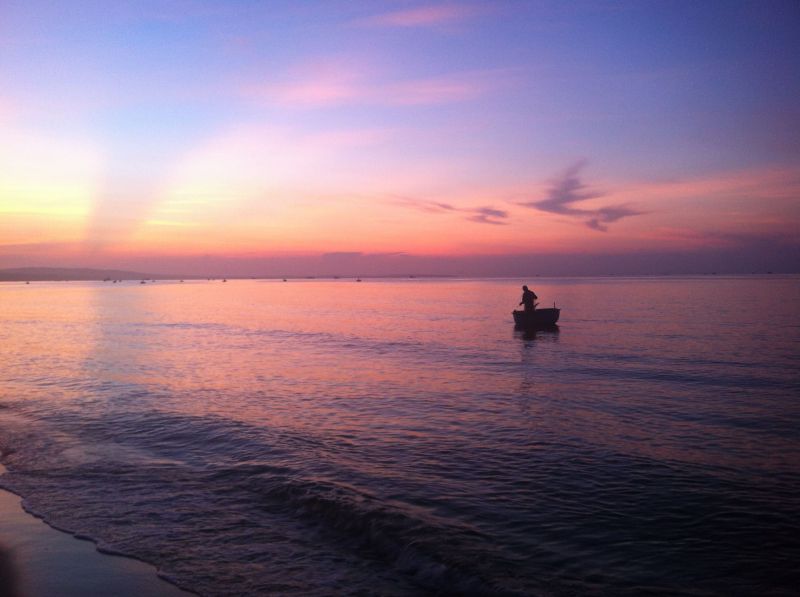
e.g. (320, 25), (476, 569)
(0, 464), (189, 597)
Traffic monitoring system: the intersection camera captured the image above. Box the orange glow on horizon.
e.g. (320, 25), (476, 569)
(1, 117), (798, 266)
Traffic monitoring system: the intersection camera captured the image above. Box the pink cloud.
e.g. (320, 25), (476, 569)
(355, 3), (484, 28)
(244, 64), (504, 108)
(242, 61), (362, 108)
(384, 74), (486, 105)
(264, 79), (359, 107)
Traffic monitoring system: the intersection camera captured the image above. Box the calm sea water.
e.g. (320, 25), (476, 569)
(0, 277), (798, 596)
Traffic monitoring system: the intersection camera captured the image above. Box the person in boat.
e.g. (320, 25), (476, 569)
(519, 285), (538, 312)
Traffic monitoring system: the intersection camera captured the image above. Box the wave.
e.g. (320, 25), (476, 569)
(0, 409), (533, 596)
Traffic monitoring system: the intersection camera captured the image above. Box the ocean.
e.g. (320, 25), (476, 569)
(0, 276), (798, 596)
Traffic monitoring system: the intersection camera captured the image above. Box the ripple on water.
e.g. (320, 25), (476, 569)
(1, 277), (799, 595)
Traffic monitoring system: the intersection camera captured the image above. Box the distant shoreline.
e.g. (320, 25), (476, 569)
(1, 267), (796, 283)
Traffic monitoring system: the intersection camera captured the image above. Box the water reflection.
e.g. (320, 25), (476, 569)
(514, 324), (560, 343)
(1, 278), (798, 596)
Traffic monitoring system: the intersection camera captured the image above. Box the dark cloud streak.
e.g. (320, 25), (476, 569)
(520, 161), (642, 231)
(395, 197), (508, 225)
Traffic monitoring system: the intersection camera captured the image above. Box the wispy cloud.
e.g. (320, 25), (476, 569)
(396, 197), (508, 225)
(384, 74), (488, 105)
(519, 161), (643, 231)
(243, 61), (503, 108)
(467, 206), (509, 225)
(355, 3), (484, 28)
(249, 64), (361, 107)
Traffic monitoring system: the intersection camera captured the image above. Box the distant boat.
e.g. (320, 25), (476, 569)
(512, 308), (560, 328)
(356, 278), (362, 282)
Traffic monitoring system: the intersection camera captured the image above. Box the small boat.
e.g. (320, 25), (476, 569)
(512, 307), (560, 328)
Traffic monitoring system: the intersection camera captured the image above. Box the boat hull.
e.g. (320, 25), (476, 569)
(513, 308), (560, 328)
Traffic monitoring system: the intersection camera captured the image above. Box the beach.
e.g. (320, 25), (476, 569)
(0, 464), (188, 597)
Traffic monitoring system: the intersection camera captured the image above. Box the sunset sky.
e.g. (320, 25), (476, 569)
(1, 0), (799, 276)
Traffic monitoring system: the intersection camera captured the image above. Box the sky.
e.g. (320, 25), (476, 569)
(1, 0), (799, 276)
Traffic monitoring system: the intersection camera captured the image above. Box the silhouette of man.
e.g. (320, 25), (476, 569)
(520, 285), (537, 312)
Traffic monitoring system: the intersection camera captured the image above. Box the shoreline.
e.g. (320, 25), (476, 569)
(0, 464), (191, 597)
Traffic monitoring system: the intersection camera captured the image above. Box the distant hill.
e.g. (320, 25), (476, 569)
(0, 267), (185, 281)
